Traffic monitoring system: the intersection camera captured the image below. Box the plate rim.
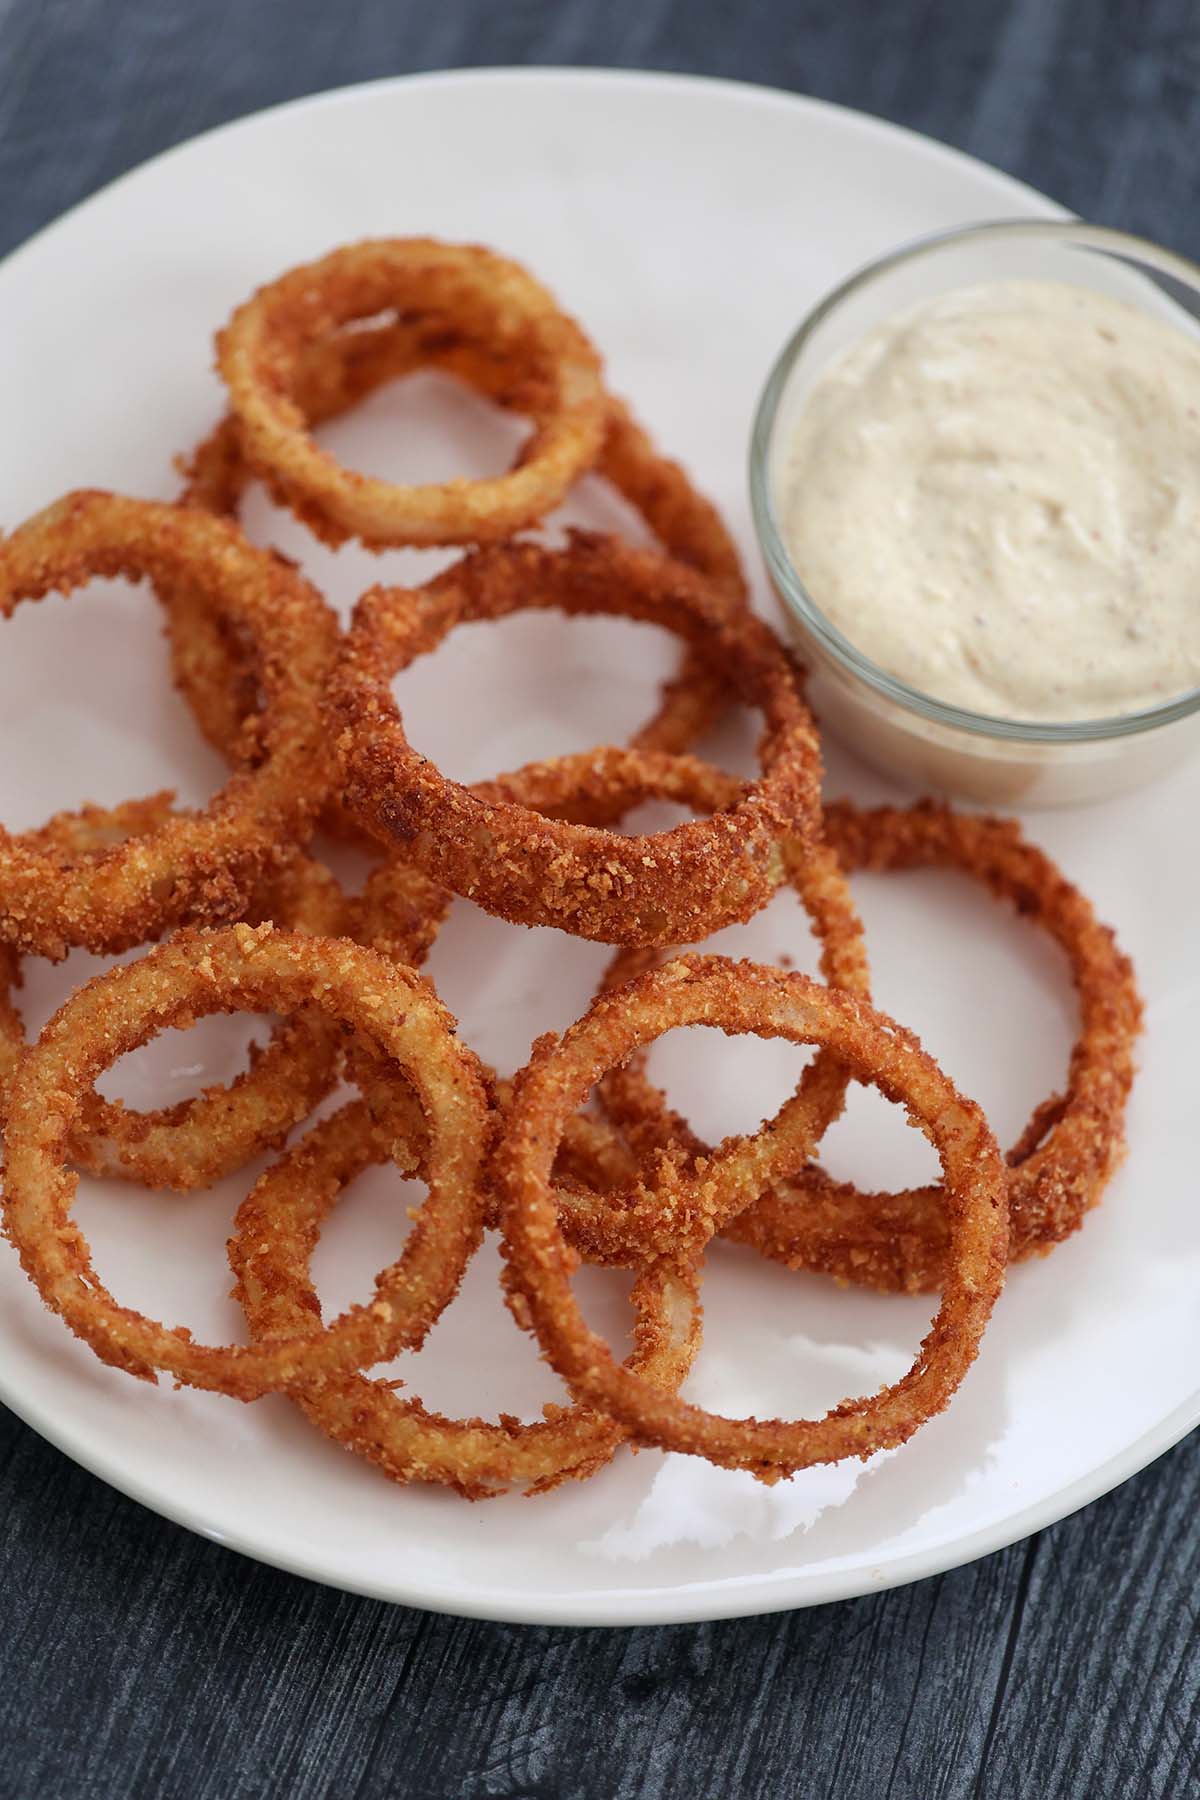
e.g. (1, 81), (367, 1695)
(2, 62), (1061, 278)
(3, 62), (1182, 1629)
(6, 1364), (1196, 1627)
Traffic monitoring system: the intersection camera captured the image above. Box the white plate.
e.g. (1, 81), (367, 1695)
(0, 68), (1192, 1628)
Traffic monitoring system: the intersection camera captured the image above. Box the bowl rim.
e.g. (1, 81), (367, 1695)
(749, 216), (1200, 745)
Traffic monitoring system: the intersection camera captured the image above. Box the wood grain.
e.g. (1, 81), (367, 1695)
(5, 1408), (1200, 1797)
(3, 1), (1199, 1794)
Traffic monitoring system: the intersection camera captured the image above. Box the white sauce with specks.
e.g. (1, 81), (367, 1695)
(780, 279), (1200, 722)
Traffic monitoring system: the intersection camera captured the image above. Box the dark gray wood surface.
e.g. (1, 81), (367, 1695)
(2, 2), (1198, 1795)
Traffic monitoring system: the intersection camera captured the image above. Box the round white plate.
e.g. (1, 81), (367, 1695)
(0, 68), (1192, 1628)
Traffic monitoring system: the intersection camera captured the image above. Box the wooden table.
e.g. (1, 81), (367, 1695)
(3, 2), (1198, 1793)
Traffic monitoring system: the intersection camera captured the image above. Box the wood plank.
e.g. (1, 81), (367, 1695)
(1, 0), (1196, 1794)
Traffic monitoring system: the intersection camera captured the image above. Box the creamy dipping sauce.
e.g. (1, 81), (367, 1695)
(780, 279), (1200, 722)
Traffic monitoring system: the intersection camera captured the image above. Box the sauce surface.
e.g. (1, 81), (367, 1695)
(779, 279), (1200, 722)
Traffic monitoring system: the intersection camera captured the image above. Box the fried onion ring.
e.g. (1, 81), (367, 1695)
(329, 535), (822, 944)
(215, 238), (607, 549)
(468, 748), (868, 1263)
(231, 1097), (702, 1499)
(187, 318), (745, 606)
(177, 335), (741, 814)
(726, 801), (1144, 1292)
(0, 492), (337, 958)
(2, 926), (490, 1396)
(0, 797), (339, 1188)
(0, 817), (449, 1190)
(499, 955), (1007, 1480)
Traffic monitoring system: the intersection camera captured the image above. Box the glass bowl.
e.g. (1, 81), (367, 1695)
(749, 219), (1200, 807)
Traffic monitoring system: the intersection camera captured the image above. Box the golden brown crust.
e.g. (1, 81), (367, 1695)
(0, 801), (341, 1190)
(0, 491), (337, 958)
(230, 1098), (702, 1500)
(489, 751), (872, 1265)
(595, 814), (870, 1166)
(497, 954), (1008, 1481)
(328, 534), (822, 945)
(215, 238), (608, 549)
(0, 794), (452, 1192)
(177, 325), (745, 816)
(188, 303), (744, 601)
(2, 927), (491, 1396)
(725, 801), (1144, 1292)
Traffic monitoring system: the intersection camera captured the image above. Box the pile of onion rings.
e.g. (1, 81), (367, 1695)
(0, 236), (1141, 1505)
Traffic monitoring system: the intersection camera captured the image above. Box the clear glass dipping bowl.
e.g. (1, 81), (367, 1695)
(750, 219), (1200, 807)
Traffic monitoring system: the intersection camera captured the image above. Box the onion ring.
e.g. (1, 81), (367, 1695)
(1, 925), (490, 1396)
(67, 853), (347, 1190)
(1, 791), (449, 1191)
(469, 747), (868, 1263)
(176, 332), (741, 811)
(599, 792), (869, 1155)
(726, 800), (1144, 1292)
(184, 324), (745, 604)
(215, 238), (608, 549)
(0, 796), (338, 1188)
(17, 791), (181, 857)
(329, 534), (822, 944)
(0, 491), (337, 959)
(231, 1097), (702, 1499)
(498, 955), (1007, 1480)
